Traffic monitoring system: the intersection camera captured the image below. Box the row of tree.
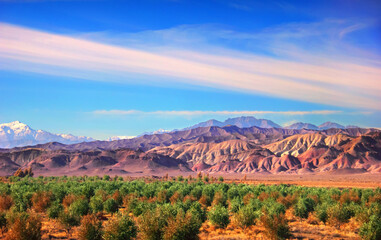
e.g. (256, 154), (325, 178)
(0, 175), (379, 239)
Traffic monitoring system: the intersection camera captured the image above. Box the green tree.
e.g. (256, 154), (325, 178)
(104, 214), (137, 240)
(208, 205), (230, 228)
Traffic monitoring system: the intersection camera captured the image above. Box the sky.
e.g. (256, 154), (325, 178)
(0, 0), (380, 139)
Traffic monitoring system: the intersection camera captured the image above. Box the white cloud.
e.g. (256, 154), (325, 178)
(0, 22), (380, 109)
(92, 109), (343, 116)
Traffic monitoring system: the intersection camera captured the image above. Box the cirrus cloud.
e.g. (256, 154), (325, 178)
(91, 109), (343, 116)
(0, 22), (380, 110)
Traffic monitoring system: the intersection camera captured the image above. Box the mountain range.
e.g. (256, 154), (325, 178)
(0, 116), (379, 176)
(0, 117), (360, 149)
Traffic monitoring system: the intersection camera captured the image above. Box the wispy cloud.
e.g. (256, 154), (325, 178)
(0, 22), (380, 109)
(92, 110), (343, 116)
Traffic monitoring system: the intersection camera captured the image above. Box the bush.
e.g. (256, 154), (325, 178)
(31, 191), (52, 212)
(137, 208), (168, 240)
(104, 198), (118, 213)
(260, 212), (291, 240)
(5, 212), (42, 240)
(212, 191), (226, 207)
(208, 205), (230, 228)
(170, 192), (182, 204)
(294, 197), (315, 219)
(163, 210), (201, 240)
(234, 205), (259, 228)
(104, 213), (137, 240)
(359, 214), (381, 240)
(90, 196), (104, 213)
(112, 190), (123, 206)
(327, 203), (355, 227)
(315, 203), (329, 223)
(77, 214), (103, 240)
(69, 199), (89, 217)
(62, 194), (79, 208)
(188, 202), (207, 222)
(157, 190), (168, 203)
(0, 211), (7, 234)
(58, 211), (80, 233)
(47, 202), (63, 219)
(0, 195), (13, 211)
(263, 200), (286, 216)
(229, 197), (242, 213)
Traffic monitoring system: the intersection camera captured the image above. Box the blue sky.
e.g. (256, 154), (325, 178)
(0, 0), (380, 139)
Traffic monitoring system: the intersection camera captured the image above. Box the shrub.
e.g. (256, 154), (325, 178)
(190, 187), (202, 200)
(260, 212), (291, 240)
(104, 213), (137, 240)
(315, 203), (329, 223)
(170, 192), (182, 204)
(243, 193), (255, 205)
(294, 197), (315, 219)
(58, 211), (80, 234)
(327, 203), (355, 227)
(188, 202), (206, 222)
(112, 190), (123, 206)
(47, 202), (63, 219)
(359, 214), (381, 240)
(0, 211), (7, 234)
(212, 191), (226, 207)
(13, 168), (33, 178)
(69, 199), (89, 217)
(234, 205), (259, 228)
(227, 187), (239, 200)
(198, 195), (209, 207)
(0, 195), (13, 211)
(157, 190), (168, 203)
(137, 208), (168, 240)
(104, 198), (118, 213)
(31, 191), (52, 212)
(277, 194), (297, 208)
(263, 200), (286, 216)
(62, 194), (79, 208)
(208, 205), (230, 228)
(228, 197), (242, 213)
(82, 185), (95, 199)
(90, 196), (104, 213)
(5, 212), (42, 240)
(163, 210), (201, 240)
(77, 214), (103, 240)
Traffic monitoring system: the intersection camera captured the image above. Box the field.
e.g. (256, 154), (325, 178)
(0, 174), (380, 240)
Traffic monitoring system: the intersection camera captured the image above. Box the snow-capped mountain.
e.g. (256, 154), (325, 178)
(0, 121), (95, 148)
(106, 136), (135, 141)
(138, 129), (172, 137)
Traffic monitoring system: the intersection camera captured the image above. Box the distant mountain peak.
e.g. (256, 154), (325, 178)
(285, 122), (318, 130)
(318, 122), (345, 130)
(2, 120), (28, 128)
(0, 121), (95, 148)
(185, 116), (280, 130)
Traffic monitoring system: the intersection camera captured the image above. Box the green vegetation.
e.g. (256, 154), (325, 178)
(0, 175), (378, 239)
